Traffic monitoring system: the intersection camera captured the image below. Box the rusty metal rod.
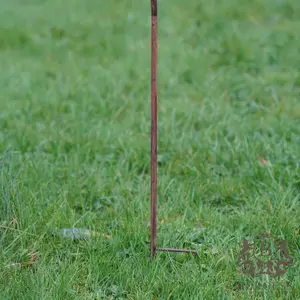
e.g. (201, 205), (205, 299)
(150, 0), (196, 258)
(150, 0), (158, 258)
(158, 248), (197, 255)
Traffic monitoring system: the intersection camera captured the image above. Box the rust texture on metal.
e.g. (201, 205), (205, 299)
(158, 248), (197, 255)
(150, 0), (196, 258)
(151, 0), (157, 16)
(150, 0), (158, 258)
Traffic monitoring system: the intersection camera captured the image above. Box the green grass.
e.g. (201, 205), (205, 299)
(0, 0), (299, 299)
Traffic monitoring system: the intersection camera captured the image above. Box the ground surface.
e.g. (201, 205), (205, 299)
(0, 0), (299, 299)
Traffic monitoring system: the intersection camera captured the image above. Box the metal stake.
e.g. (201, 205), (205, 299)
(150, 0), (158, 258)
(150, 0), (197, 258)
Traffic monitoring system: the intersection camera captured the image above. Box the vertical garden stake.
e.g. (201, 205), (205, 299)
(150, 0), (158, 258)
(150, 0), (197, 258)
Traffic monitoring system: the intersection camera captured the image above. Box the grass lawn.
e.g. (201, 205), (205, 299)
(0, 0), (299, 299)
